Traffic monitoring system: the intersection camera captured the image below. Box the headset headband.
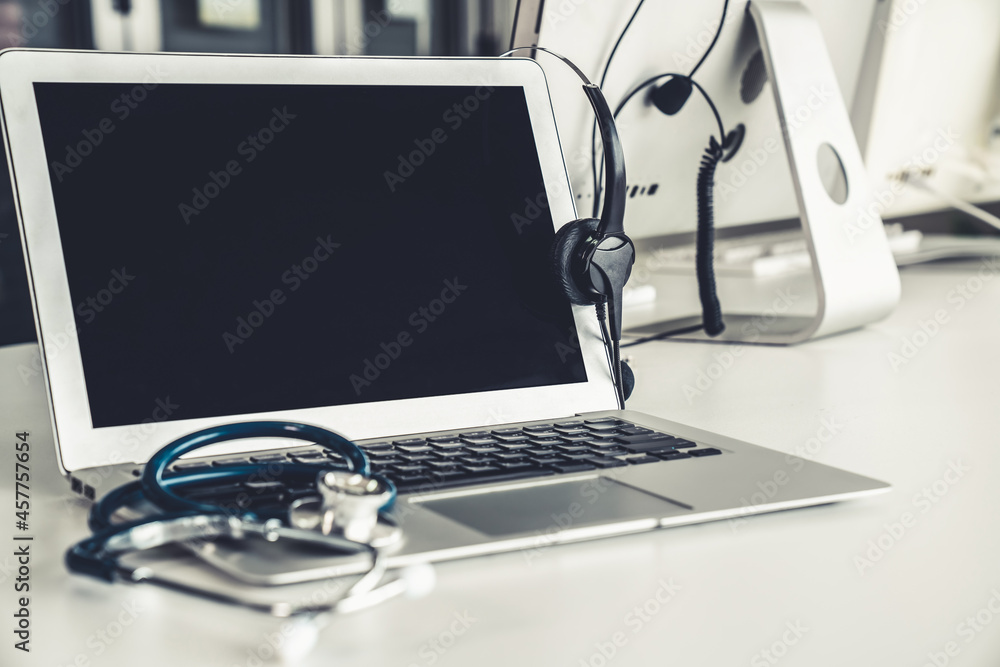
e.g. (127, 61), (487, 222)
(501, 47), (626, 238)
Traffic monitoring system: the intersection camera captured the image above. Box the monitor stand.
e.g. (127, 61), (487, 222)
(639, 0), (900, 345)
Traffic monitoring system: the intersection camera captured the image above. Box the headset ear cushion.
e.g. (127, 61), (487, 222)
(552, 218), (603, 306)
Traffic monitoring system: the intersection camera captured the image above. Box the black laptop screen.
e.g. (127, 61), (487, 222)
(32, 82), (587, 428)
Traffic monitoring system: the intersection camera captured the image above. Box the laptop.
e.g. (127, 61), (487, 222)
(0, 49), (889, 583)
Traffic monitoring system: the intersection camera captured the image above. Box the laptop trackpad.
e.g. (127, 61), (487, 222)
(419, 477), (688, 537)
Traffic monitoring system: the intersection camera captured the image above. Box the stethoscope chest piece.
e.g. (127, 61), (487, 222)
(288, 470), (401, 549)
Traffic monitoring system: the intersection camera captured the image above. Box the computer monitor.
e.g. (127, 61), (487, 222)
(859, 0), (1000, 226)
(510, 0), (882, 241)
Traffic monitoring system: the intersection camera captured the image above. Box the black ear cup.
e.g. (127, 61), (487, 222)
(651, 76), (693, 115)
(551, 218), (603, 305)
(620, 360), (635, 401)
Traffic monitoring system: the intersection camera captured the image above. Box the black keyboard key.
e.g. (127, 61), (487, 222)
(529, 437), (563, 445)
(396, 444), (434, 453)
(672, 439), (697, 449)
(658, 451), (693, 461)
(430, 469), (554, 490)
(211, 456), (252, 467)
(559, 434), (592, 443)
(426, 460), (459, 470)
(584, 417), (617, 424)
(526, 448), (556, 456)
(523, 425), (556, 434)
(616, 434), (676, 446)
(619, 427), (653, 436)
(395, 474), (433, 486)
(460, 456), (497, 466)
(428, 436), (462, 444)
(462, 437), (499, 446)
(530, 456), (564, 465)
(491, 428), (524, 436)
(495, 434), (530, 443)
(398, 454), (434, 463)
(556, 445), (589, 453)
(587, 458), (628, 468)
(284, 446), (326, 456)
(461, 431), (490, 438)
(497, 461), (534, 470)
(498, 442), (532, 450)
(622, 442), (678, 454)
(430, 441), (466, 450)
(689, 448), (722, 457)
(434, 449), (469, 458)
(461, 465), (500, 474)
(248, 454), (287, 463)
(621, 455), (660, 465)
(590, 446), (627, 455)
(560, 453), (595, 460)
(548, 463), (597, 474)
(554, 421), (584, 428)
(394, 464), (431, 474)
(430, 470), (466, 481)
(171, 462), (212, 473)
(393, 438), (427, 447)
(494, 451), (530, 460)
(465, 446), (502, 454)
(243, 480), (285, 492)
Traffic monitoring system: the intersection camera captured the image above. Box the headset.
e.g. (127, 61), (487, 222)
(588, 0), (741, 346)
(64, 421), (433, 617)
(501, 46), (636, 407)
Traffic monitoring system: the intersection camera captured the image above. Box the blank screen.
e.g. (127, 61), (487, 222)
(33, 82), (587, 427)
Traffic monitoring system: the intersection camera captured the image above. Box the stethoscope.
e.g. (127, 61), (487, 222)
(66, 421), (434, 617)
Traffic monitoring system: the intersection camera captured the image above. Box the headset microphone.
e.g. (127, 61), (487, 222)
(501, 46), (635, 407)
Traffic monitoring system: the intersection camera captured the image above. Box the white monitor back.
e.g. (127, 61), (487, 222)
(514, 0), (880, 239)
(860, 0), (1000, 219)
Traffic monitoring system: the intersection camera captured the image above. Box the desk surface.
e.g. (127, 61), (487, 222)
(1, 260), (999, 667)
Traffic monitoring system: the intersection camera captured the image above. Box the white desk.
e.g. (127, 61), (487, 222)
(1, 260), (999, 666)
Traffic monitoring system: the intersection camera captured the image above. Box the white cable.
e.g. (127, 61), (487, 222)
(906, 178), (1000, 232)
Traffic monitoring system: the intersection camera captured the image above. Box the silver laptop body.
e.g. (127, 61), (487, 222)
(0, 49), (888, 583)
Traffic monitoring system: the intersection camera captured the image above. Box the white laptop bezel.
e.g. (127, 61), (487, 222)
(0, 49), (619, 474)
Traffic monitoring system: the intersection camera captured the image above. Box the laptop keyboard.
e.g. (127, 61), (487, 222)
(167, 418), (723, 506)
